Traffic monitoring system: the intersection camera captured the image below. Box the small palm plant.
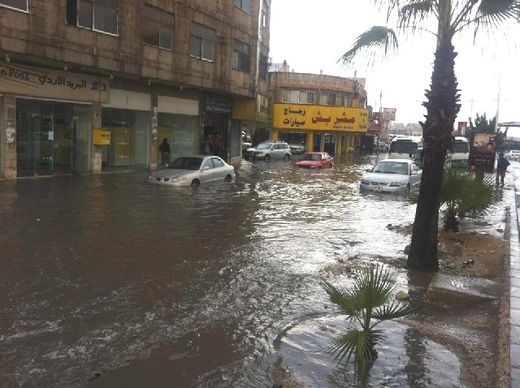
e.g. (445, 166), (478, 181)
(322, 266), (414, 376)
(440, 169), (496, 232)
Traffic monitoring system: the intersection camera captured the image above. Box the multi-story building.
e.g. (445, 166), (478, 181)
(268, 64), (370, 156)
(0, 0), (270, 179)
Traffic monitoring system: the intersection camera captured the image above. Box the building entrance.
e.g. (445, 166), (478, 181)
(16, 99), (91, 177)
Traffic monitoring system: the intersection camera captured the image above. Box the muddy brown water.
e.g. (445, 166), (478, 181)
(0, 155), (511, 387)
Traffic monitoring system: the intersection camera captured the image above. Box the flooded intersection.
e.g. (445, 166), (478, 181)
(0, 156), (498, 387)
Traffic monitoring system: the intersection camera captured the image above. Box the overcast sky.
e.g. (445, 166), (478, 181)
(269, 0), (520, 129)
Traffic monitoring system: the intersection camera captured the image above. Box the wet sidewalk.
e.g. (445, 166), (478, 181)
(510, 163), (520, 385)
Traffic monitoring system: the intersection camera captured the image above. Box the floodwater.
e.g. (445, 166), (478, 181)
(0, 155), (506, 387)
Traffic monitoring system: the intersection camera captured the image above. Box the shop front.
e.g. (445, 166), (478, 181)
(157, 95), (200, 164)
(272, 103), (370, 155)
(16, 99), (91, 176)
(203, 95), (233, 162)
(101, 90), (151, 170)
(0, 61), (109, 178)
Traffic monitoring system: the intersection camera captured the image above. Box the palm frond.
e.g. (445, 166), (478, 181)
(477, 0), (520, 26)
(351, 265), (396, 310)
(329, 329), (382, 372)
(321, 280), (360, 321)
(454, 0), (520, 34)
(339, 26), (399, 65)
(398, 0), (436, 29)
(372, 301), (417, 323)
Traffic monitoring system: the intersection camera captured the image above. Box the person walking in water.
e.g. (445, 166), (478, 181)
(496, 152), (510, 187)
(159, 138), (171, 167)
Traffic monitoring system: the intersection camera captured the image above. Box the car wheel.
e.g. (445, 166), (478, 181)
(224, 174), (232, 182)
(283, 154), (290, 161)
(264, 155), (271, 162)
(191, 179), (200, 187)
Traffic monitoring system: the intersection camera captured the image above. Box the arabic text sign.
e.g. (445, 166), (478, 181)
(273, 104), (369, 132)
(0, 61), (109, 103)
(382, 108), (397, 121)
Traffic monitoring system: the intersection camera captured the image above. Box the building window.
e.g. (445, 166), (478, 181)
(0, 0), (28, 12)
(233, 40), (250, 73)
(261, 0), (269, 27)
(234, 0), (252, 14)
(190, 23), (214, 62)
(259, 54), (268, 80)
(75, 0), (119, 35)
(306, 91), (315, 104)
(144, 5), (174, 50)
(320, 93), (336, 106)
(342, 95), (351, 107)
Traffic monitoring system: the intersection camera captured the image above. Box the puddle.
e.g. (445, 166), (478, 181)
(275, 315), (463, 387)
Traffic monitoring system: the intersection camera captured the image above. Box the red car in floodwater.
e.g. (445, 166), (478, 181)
(295, 152), (334, 169)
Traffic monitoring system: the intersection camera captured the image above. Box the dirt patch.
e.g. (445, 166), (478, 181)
(438, 231), (507, 280)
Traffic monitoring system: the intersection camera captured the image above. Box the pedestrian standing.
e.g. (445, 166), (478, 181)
(159, 138), (171, 167)
(496, 152), (510, 187)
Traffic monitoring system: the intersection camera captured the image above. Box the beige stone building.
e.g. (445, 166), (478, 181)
(0, 0), (270, 178)
(268, 65), (370, 156)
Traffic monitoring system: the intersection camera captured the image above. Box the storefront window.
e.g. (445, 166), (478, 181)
(158, 113), (200, 160)
(102, 108), (149, 169)
(16, 99), (91, 177)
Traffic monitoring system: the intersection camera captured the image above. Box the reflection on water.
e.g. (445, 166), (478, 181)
(277, 316), (461, 387)
(0, 154), (428, 386)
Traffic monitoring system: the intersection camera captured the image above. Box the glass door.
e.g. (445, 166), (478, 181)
(52, 103), (73, 174)
(16, 100), (76, 176)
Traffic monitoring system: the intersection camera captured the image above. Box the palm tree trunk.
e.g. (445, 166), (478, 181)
(407, 38), (460, 270)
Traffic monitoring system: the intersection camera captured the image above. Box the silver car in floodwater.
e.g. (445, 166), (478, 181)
(360, 159), (422, 193)
(149, 155), (235, 186)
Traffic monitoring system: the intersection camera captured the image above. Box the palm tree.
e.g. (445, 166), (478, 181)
(322, 266), (414, 376)
(341, 1), (520, 270)
(439, 168), (496, 231)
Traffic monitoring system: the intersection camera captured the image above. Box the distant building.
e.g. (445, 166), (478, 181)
(268, 67), (370, 156)
(0, 0), (271, 179)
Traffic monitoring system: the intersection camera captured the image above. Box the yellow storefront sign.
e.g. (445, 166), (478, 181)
(273, 103), (369, 132)
(93, 129), (112, 146)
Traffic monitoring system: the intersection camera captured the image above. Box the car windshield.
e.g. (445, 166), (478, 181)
(303, 153), (321, 161)
(453, 141), (469, 153)
(256, 142), (272, 150)
(168, 157), (202, 170)
(389, 141), (418, 154)
(373, 162), (409, 175)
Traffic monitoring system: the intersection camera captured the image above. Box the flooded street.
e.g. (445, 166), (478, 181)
(0, 155), (505, 387)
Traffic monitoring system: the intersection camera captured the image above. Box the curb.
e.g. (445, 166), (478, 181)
(510, 166), (520, 386)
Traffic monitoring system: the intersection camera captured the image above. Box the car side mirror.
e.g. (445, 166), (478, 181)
(202, 166), (210, 171)
(366, 168), (373, 172)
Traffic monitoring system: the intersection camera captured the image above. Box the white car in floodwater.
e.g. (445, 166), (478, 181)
(360, 159), (422, 193)
(149, 155), (235, 186)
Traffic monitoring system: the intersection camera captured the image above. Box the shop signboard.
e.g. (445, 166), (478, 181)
(382, 108), (397, 121)
(0, 61), (109, 103)
(273, 103), (369, 133)
(205, 95), (232, 115)
(93, 129), (111, 146)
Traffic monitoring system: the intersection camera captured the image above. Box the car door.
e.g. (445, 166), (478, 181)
(199, 158), (215, 183)
(272, 144), (282, 159)
(210, 157), (226, 180)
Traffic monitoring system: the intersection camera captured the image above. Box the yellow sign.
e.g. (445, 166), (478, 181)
(273, 103), (369, 133)
(93, 129), (112, 146)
